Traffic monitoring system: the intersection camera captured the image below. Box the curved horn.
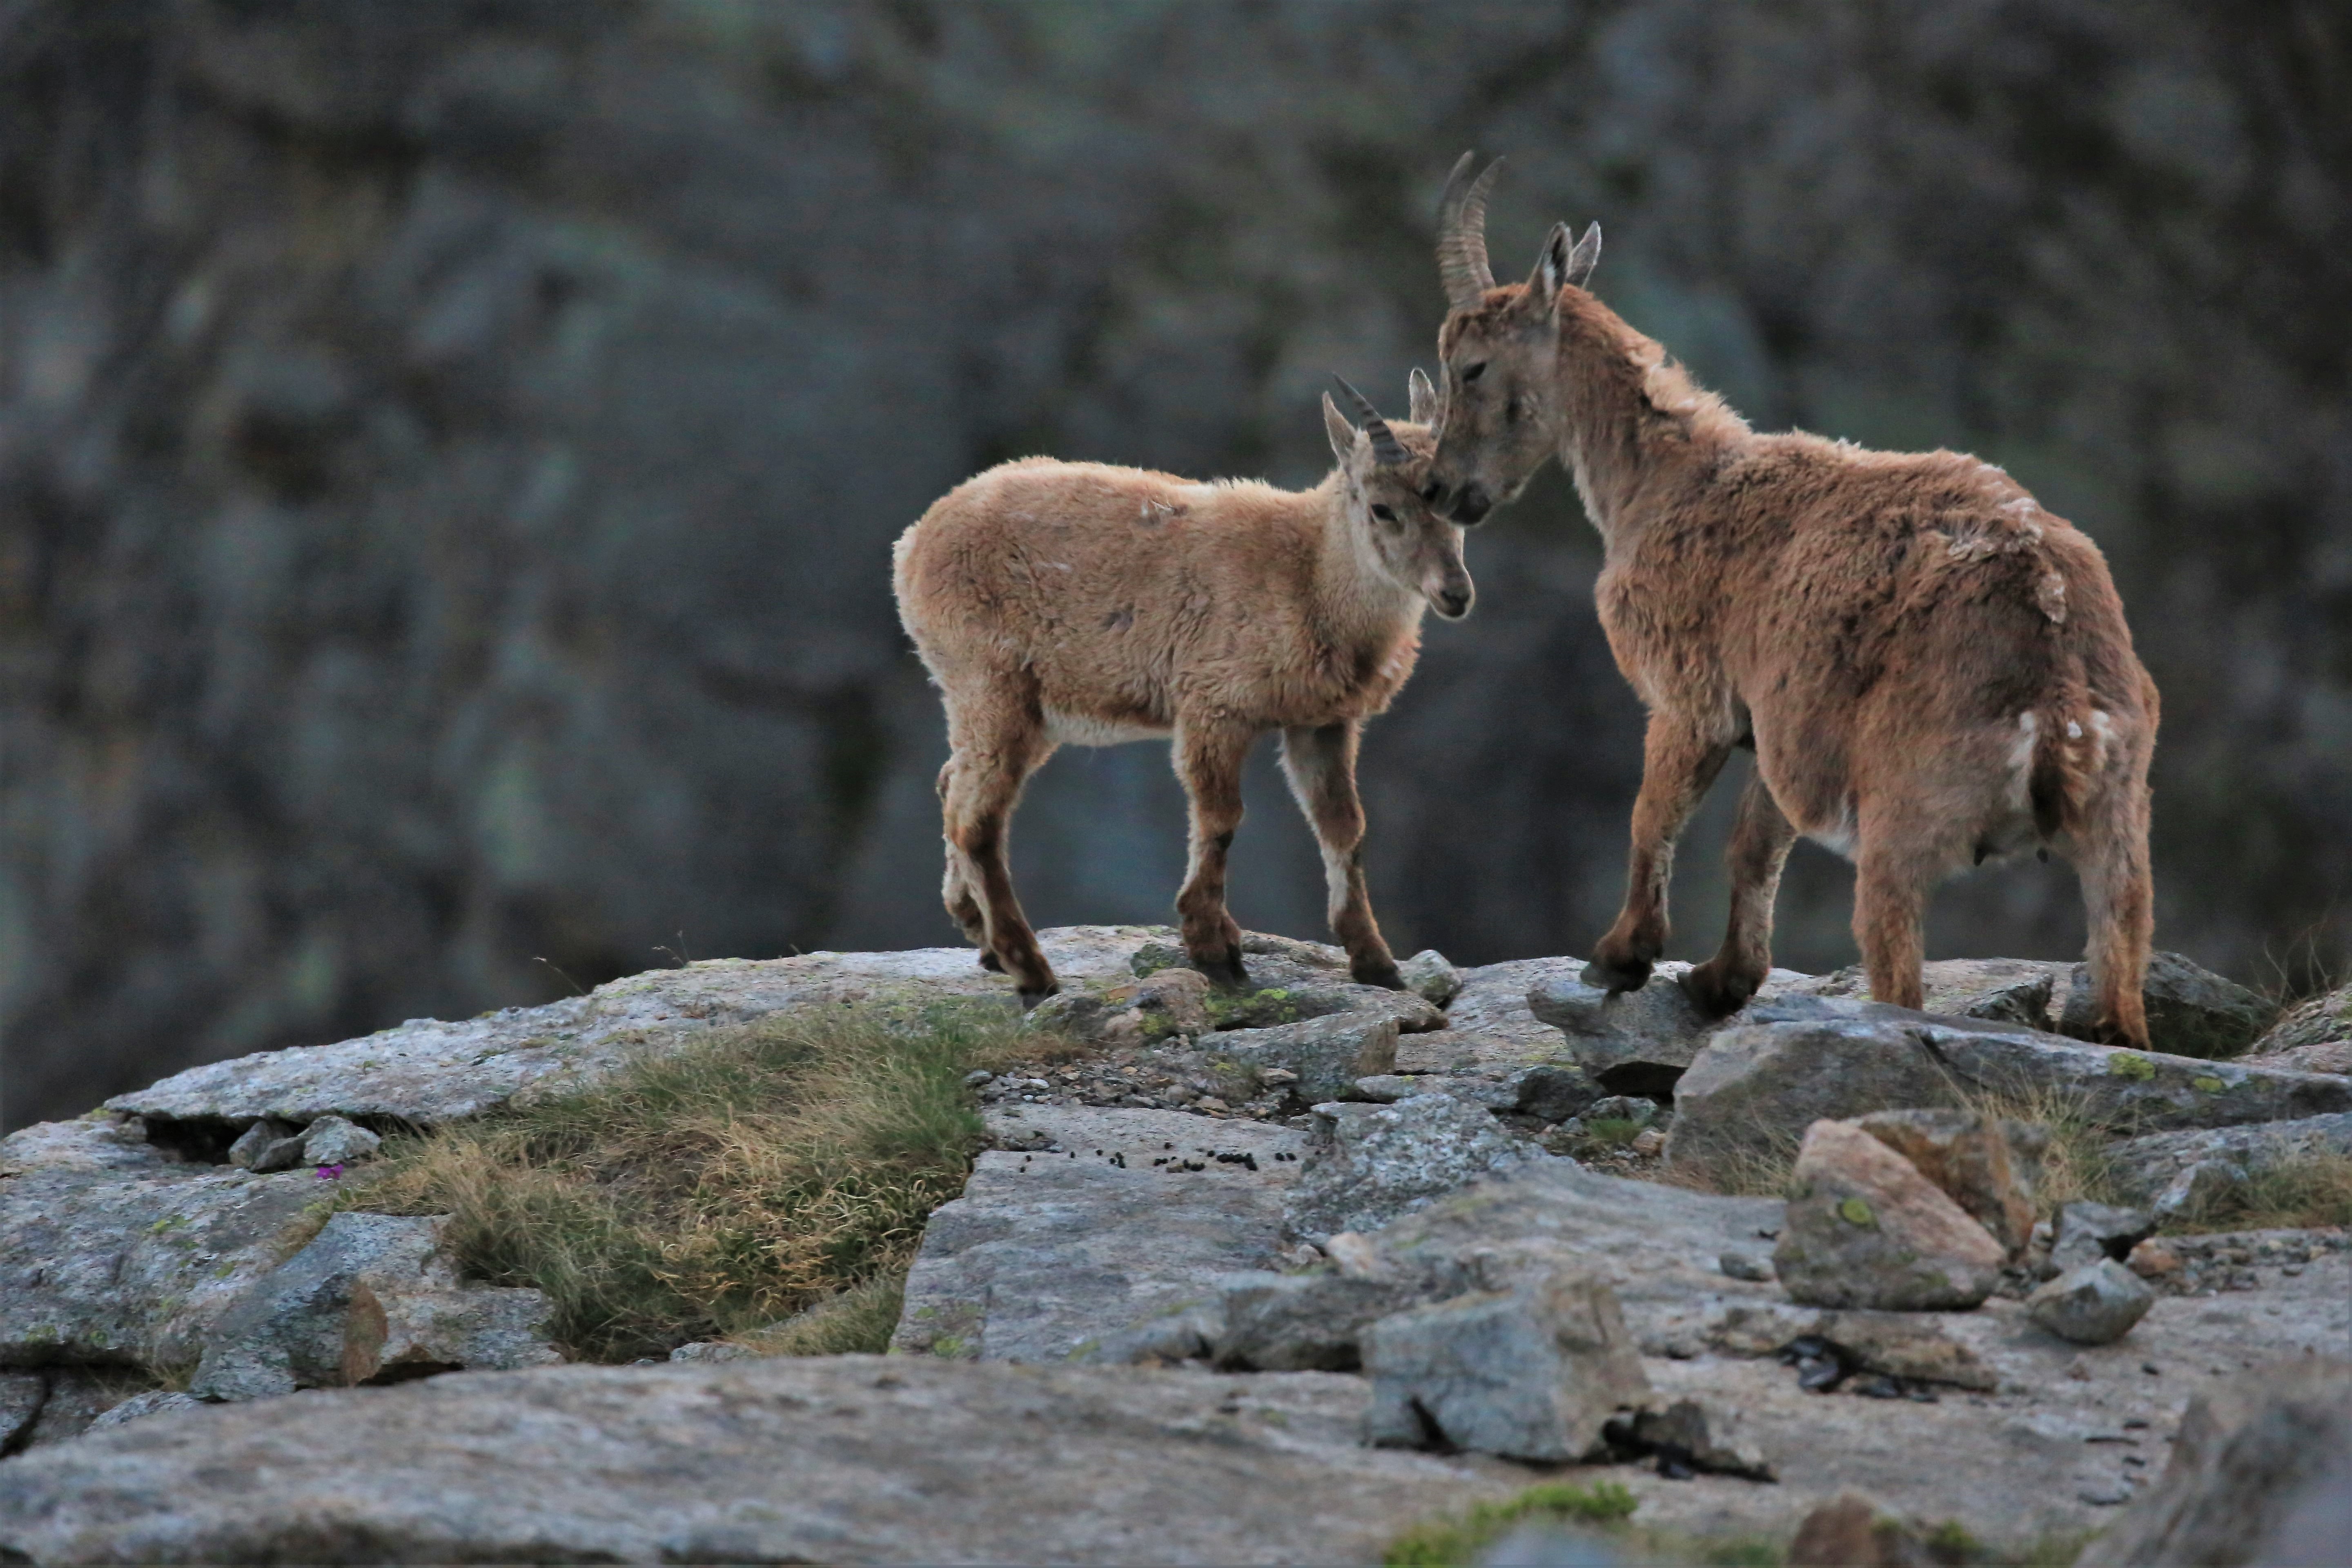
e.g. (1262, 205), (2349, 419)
(1332, 374), (1408, 466)
(1436, 152), (1504, 311)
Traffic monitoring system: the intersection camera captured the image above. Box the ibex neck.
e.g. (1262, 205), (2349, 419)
(1550, 296), (1746, 551)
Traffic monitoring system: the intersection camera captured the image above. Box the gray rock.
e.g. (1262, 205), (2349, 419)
(667, 1341), (755, 1363)
(1212, 1269), (1433, 1371)
(2027, 1260), (2155, 1345)
(2251, 983), (2352, 1058)
(188, 1211), (558, 1400)
(106, 928), (1169, 1130)
(1514, 1064), (1605, 1123)
(1, 1370), (44, 1449)
(1617, 1397), (1775, 1481)
(1347, 1065), (1599, 1124)
(1526, 961), (1809, 1095)
(2047, 1202), (2155, 1275)
(1025, 965), (1212, 1045)
(1399, 950), (1464, 1006)
(0, 1117), (171, 1177)
(1773, 1120), (2007, 1311)
(1718, 1251), (1775, 1282)
(0, 1358), (1524, 1566)
(891, 1104), (1307, 1362)
(6, 1368), (118, 1453)
(2243, 1038), (2352, 1076)
(1362, 1271), (1650, 1461)
(0, 1161), (323, 1366)
(1665, 1000), (2352, 1190)
(1783, 951), (2270, 1060)
(86, 1389), (207, 1431)
(2103, 1112), (2352, 1206)
(298, 1115), (382, 1166)
(1195, 1013), (1400, 1106)
(225, 1118), (302, 1171)
(1281, 1095), (1536, 1244)
(2076, 1356), (2352, 1567)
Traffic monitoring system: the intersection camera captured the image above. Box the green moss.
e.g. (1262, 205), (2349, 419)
(1838, 1196), (1876, 1226)
(2106, 1051), (2156, 1080)
(2191, 1075), (2225, 1093)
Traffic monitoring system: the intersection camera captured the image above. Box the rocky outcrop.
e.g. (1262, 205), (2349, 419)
(1664, 999), (2352, 1189)
(1773, 1121), (2008, 1312)
(1526, 961), (1809, 1095)
(2103, 1111), (2352, 1209)
(0, 1358), (1532, 1565)
(1280, 1095), (1539, 1244)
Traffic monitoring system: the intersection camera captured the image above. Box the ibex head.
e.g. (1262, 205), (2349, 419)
(1324, 373), (1473, 621)
(1422, 152), (1600, 526)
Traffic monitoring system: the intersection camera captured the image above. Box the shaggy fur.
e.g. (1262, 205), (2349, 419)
(1420, 162), (2159, 1044)
(894, 381), (1471, 1000)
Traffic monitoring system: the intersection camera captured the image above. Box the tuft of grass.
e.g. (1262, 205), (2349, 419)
(340, 1000), (1034, 1362)
(2155, 1150), (2352, 1234)
(1384, 1481), (1639, 1568)
(1941, 1081), (2128, 1218)
(730, 1272), (908, 1357)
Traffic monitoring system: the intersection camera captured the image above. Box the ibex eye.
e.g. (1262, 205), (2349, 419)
(1461, 363), (1487, 383)
(1371, 504), (1397, 523)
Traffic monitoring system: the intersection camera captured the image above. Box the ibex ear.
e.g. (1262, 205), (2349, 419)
(1564, 221), (1601, 289)
(1529, 221), (1574, 307)
(1408, 367), (1439, 424)
(1321, 392), (1356, 463)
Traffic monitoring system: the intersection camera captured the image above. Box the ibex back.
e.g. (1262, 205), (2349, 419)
(894, 378), (1471, 1001)
(1420, 156), (2160, 1046)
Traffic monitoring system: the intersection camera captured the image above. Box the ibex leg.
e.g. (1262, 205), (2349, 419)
(1174, 720), (1255, 988)
(940, 699), (1058, 1002)
(1852, 803), (1940, 1012)
(2074, 779), (2154, 1048)
(1587, 712), (1732, 993)
(1280, 720), (1402, 989)
(1684, 766), (1797, 1017)
(936, 759), (991, 958)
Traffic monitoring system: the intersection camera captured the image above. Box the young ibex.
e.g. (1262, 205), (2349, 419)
(1420, 156), (2160, 1045)
(894, 377), (1472, 1002)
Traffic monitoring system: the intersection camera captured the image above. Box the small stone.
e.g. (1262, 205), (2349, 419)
(2126, 1237), (2182, 1279)
(1195, 1097), (1228, 1113)
(668, 1341), (755, 1363)
(1615, 1397), (1775, 1481)
(1397, 950), (1463, 1007)
(1718, 1251), (1774, 1282)
(2027, 1259), (2156, 1345)
(87, 1390), (206, 1431)
(1787, 1492), (1931, 1568)
(1629, 1128), (1666, 1157)
(227, 1118), (307, 1173)
(1361, 1271), (1650, 1461)
(963, 1071), (994, 1088)
(1584, 1095), (1658, 1128)
(1773, 1120), (2007, 1311)
(299, 1116), (381, 1167)
(1324, 1232), (1381, 1278)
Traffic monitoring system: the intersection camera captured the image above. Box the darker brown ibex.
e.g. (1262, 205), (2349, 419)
(894, 377), (1471, 1002)
(1420, 155), (2160, 1046)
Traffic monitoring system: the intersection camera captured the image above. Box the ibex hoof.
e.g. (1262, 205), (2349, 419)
(1194, 950), (1249, 990)
(1679, 962), (1757, 1020)
(1352, 960), (1405, 991)
(977, 950), (1005, 973)
(1581, 954), (1653, 995)
(1016, 981), (1061, 1010)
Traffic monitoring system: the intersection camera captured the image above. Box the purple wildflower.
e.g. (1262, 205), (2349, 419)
(315, 1163), (345, 1181)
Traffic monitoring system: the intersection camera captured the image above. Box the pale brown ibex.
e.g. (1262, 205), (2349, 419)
(1420, 155), (2160, 1046)
(894, 377), (1471, 1002)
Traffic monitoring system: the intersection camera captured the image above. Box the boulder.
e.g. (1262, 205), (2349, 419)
(1025, 966), (1211, 1045)
(2103, 1111), (2352, 1207)
(1192, 1012), (1399, 1106)
(1280, 1094), (1536, 1244)
(1773, 1120), (2008, 1311)
(0, 1357), (1526, 1566)
(1608, 1397), (1775, 1481)
(1855, 1108), (2039, 1257)
(2243, 1039), (2352, 1077)
(2047, 1202), (2156, 1275)
(890, 1104), (1307, 1362)
(1783, 951), (2270, 1060)
(1361, 1271), (1650, 1461)
(2250, 982), (2352, 1058)
(2026, 1260), (2155, 1345)
(1786, 1493), (1938, 1568)
(2076, 1356), (2352, 1566)
(1210, 1270), (1430, 1371)
(187, 1212), (558, 1401)
(1526, 960), (1808, 1095)
(0, 1161), (323, 1366)
(226, 1118), (306, 1172)
(1665, 1000), (2352, 1191)
(1398, 949), (1464, 1006)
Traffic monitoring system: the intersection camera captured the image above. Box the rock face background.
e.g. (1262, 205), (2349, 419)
(5, 1), (2350, 1129)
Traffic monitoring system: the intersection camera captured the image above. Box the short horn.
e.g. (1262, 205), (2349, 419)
(1332, 374), (1408, 466)
(1436, 152), (1503, 311)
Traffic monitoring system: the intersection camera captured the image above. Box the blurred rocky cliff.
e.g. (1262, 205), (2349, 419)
(4, 0), (2348, 1129)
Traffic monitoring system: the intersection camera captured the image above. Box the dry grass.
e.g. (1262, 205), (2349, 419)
(2156, 1150), (2352, 1234)
(341, 999), (1036, 1362)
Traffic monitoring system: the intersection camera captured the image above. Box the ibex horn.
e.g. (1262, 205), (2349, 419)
(1332, 375), (1409, 467)
(1436, 151), (1504, 311)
